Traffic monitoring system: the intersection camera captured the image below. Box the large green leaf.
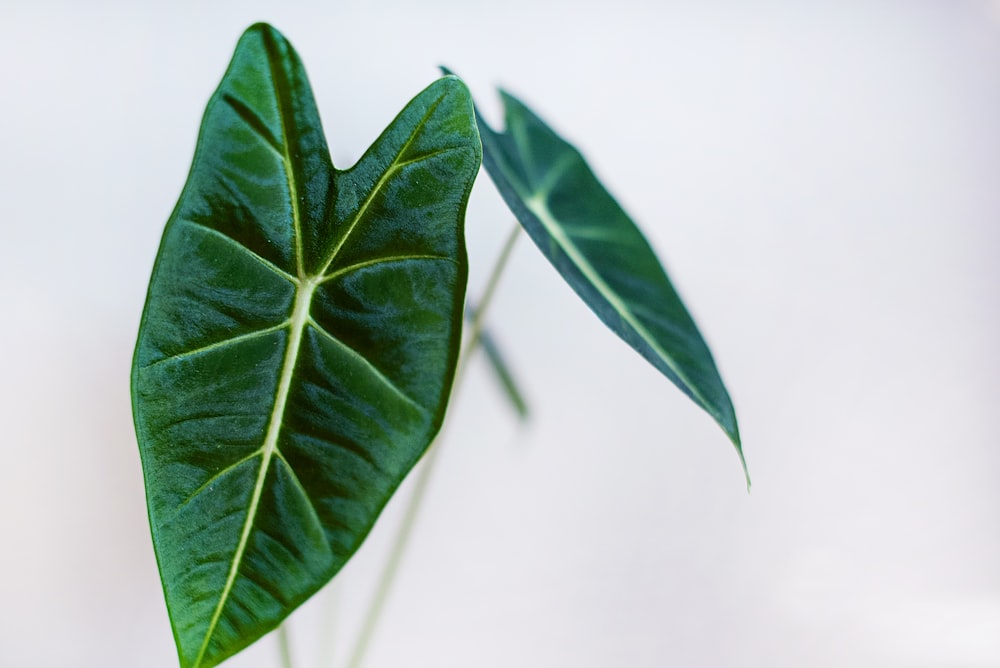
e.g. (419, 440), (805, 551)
(131, 24), (481, 668)
(475, 88), (746, 479)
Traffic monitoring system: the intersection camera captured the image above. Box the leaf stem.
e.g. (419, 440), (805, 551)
(345, 222), (522, 668)
(461, 222), (522, 369)
(278, 624), (294, 668)
(317, 582), (339, 666)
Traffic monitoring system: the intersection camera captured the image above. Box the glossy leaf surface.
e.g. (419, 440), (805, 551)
(132, 24), (480, 668)
(476, 89), (746, 477)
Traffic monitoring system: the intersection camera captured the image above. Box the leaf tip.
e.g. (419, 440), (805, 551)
(708, 400), (748, 489)
(723, 416), (750, 491)
(737, 445), (751, 493)
(242, 21), (280, 41)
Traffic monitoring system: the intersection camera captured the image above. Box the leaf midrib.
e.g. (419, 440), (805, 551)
(488, 116), (727, 427)
(193, 40), (309, 665)
(192, 79), (455, 667)
(521, 188), (716, 419)
(499, 136), (742, 466)
(193, 279), (315, 666)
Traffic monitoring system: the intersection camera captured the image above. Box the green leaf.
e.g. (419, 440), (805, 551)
(474, 88), (746, 481)
(131, 24), (481, 668)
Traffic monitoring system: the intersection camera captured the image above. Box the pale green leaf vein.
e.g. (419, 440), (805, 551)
(531, 151), (578, 200)
(274, 451), (331, 549)
(174, 451), (264, 517)
(221, 93), (283, 158)
(317, 94), (450, 276)
(306, 318), (428, 417)
(179, 219), (298, 284)
(192, 282), (315, 667)
(143, 322), (289, 370)
(509, 114), (535, 172)
(260, 29), (305, 278)
(319, 253), (456, 284)
(390, 145), (464, 173)
(194, 37), (311, 665)
(524, 194), (711, 411)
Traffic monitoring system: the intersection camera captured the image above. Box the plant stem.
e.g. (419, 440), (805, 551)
(461, 223), (522, 371)
(345, 223), (522, 668)
(278, 623), (294, 668)
(318, 581), (339, 667)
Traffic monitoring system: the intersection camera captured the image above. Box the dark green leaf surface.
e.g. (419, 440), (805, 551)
(475, 89), (746, 479)
(132, 25), (481, 668)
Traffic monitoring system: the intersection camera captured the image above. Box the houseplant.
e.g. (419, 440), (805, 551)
(131, 22), (745, 668)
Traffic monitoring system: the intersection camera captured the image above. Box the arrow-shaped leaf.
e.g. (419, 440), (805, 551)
(475, 88), (746, 480)
(131, 24), (481, 668)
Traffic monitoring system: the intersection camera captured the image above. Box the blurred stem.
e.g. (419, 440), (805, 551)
(345, 223), (522, 668)
(461, 223), (522, 371)
(318, 581), (339, 667)
(278, 624), (294, 668)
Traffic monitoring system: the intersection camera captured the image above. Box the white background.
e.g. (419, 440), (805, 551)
(2, 1), (999, 666)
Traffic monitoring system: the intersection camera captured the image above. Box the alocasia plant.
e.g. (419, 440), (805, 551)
(474, 87), (745, 475)
(132, 22), (744, 668)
